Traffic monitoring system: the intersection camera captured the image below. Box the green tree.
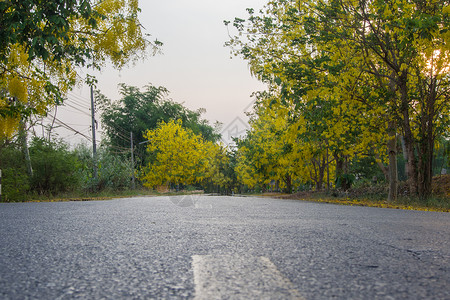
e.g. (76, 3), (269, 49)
(97, 83), (220, 166)
(29, 137), (80, 195)
(0, 141), (29, 201)
(312, 0), (450, 199)
(0, 0), (160, 137)
(74, 143), (133, 192)
(227, 0), (450, 200)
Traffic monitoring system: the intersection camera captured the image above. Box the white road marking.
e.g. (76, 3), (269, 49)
(192, 255), (304, 300)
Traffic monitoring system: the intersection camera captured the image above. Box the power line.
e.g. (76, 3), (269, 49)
(109, 150), (131, 155)
(67, 92), (91, 106)
(61, 102), (91, 116)
(59, 127), (91, 136)
(64, 96), (91, 111)
(66, 94), (91, 106)
(47, 113), (92, 141)
(107, 122), (131, 136)
(110, 130), (130, 142)
(54, 122), (87, 127)
(98, 125), (131, 142)
(65, 98), (91, 111)
(49, 108), (90, 117)
(108, 145), (130, 151)
(44, 115), (88, 127)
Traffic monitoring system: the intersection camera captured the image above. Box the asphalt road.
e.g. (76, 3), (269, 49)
(0, 195), (449, 299)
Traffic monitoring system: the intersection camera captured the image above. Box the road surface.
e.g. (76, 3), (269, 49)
(0, 195), (449, 299)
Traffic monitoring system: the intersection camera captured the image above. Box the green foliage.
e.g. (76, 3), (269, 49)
(98, 83), (220, 167)
(351, 155), (386, 184)
(29, 138), (80, 195)
(0, 1), (97, 64)
(433, 138), (450, 175)
(74, 143), (133, 192)
(202, 145), (236, 194)
(0, 144), (29, 201)
(335, 173), (355, 191)
(0, 0), (160, 137)
(226, 0), (450, 200)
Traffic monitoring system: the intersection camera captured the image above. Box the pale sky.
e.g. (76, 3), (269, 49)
(46, 0), (268, 146)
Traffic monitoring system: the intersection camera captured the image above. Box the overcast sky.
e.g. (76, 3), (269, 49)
(49, 0), (268, 146)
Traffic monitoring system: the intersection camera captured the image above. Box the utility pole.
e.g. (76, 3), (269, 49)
(130, 131), (136, 189)
(90, 85), (98, 180)
(326, 146), (330, 191)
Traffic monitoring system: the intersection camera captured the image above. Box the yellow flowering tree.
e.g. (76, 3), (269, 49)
(140, 120), (212, 189)
(202, 143), (235, 193)
(227, 0), (450, 200)
(0, 0), (160, 138)
(236, 92), (337, 192)
(227, 2), (385, 192)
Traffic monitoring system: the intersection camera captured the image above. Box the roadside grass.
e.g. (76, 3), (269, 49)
(277, 191), (450, 212)
(294, 193), (450, 212)
(275, 179), (449, 212)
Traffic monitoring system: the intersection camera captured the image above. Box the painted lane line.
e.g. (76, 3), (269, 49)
(193, 255), (304, 300)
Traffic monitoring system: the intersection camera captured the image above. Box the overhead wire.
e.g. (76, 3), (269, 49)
(111, 129), (131, 142)
(47, 113), (93, 142)
(60, 102), (91, 117)
(61, 128), (91, 140)
(41, 93), (136, 147)
(67, 92), (91, 107)
(49, 121), (87, 127)
(108, 122), (131, 136)
(33, 91), (100, 145)
(65, 95), (91, 107)
(98, 124), (131, 142)
(64, 100), (91, 112)
(108, 144), (131, 151)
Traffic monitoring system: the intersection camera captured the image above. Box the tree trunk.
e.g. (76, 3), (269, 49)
(311, 154), (326, 191)
(284, 174), (292, 193)
(400, 135), (409, 181)
(318, 154), (326, 190)
(334, 152), (344, 180)
(417, 135), (433, 200)
(399, 78), (418, 196)
(334, 152), (351, 190)
(326, 147), (330, 191)
(310, 158), (320, 190)
(387, 121), (397, 202)
(375, 153), (389, 182)
(19, 119), (33, 178)
(417, 78), (437, 200)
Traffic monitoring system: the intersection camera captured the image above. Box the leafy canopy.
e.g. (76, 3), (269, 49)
(0, 0), (161, 138)
(226, 0), (450, 198)
(98, 83), (220, 161)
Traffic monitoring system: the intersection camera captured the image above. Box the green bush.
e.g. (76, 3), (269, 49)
(335, 173), (355, 191)
(74, 144), (133, 192)
(29, 138), (80, 195)
(0, 146), (29, 202)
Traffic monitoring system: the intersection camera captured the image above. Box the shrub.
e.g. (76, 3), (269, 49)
(0, 145), (29, 201)
(29, 138), (80, 195)
(74, 144), (133, 192)
(335, 173), (355, 191)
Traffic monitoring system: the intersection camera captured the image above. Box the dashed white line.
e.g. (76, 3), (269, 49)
(193, 255), (304, 299)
